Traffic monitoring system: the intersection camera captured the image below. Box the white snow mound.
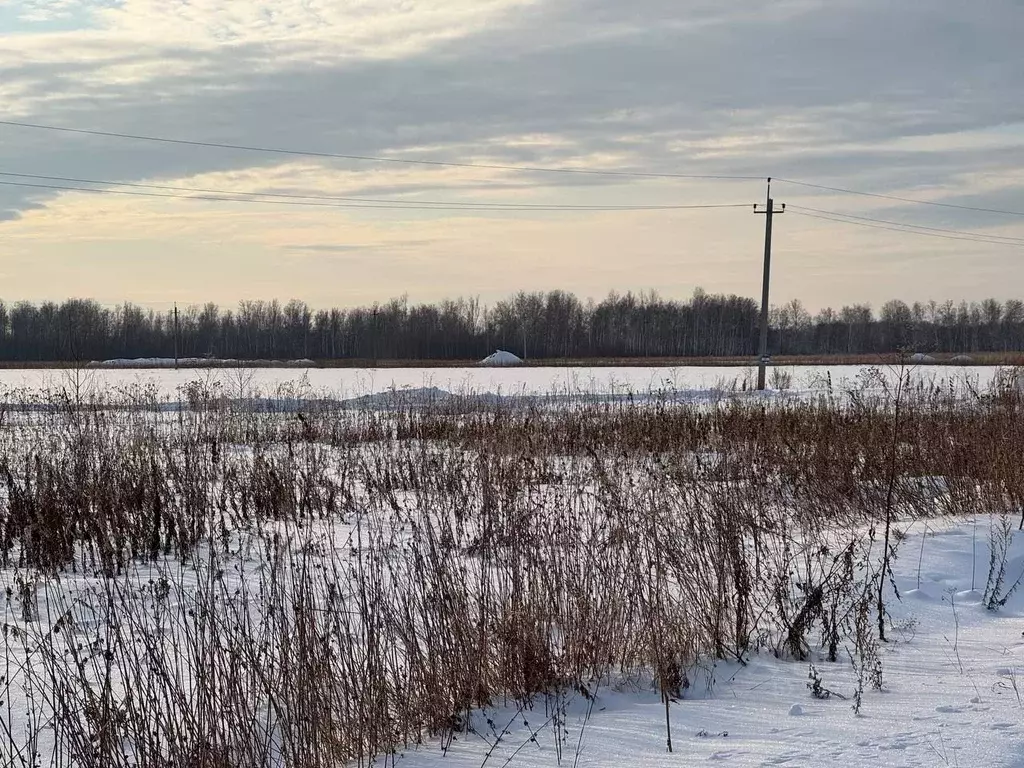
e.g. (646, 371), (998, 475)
(479, 350), (523, 367)
(909, 352), (936, 363)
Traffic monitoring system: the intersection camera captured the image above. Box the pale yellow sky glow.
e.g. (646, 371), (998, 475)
(1, 0), (1022, 310)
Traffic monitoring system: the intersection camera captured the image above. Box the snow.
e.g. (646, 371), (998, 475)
(4, 507), (1024, 764)
(345, 385), (455, 409)
(480, 349), (524, 366)
(2, 369), (1023, 765)
(910, 352), (937, 363)
(386, 517), (1024, 768)
(0, 365), (1010, 401)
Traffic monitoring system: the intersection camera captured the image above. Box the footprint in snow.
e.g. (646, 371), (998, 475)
(880, 741), (909, 751)
(708, 750), (745, 760)
(935, 704), (965, 713)
(762, 754), (802, 765)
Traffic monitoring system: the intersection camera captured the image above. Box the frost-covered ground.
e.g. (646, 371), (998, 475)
(395, 517), (1024, 768)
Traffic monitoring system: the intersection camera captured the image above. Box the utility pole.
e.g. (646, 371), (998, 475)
(173, 303), (180, 370)
(371, 307), (378, 367)
(754, 178), (785, 390)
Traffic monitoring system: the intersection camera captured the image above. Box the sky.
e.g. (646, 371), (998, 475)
(0, 0), (1022, 311)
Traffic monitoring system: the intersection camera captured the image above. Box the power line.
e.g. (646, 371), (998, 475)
(0, 170), (745, 210)
(0, 179), (751, 212)
(776, 177), (1024, 218)
(5, 121), (1019, 219)
(790, 209), (1021, 246)
(0, 119), (764, 181)
(790, 209), (1024, 247)
(788, 204), (1024, 244)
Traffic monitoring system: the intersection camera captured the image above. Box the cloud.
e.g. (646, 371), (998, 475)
(287, 240), (436, 254)
(0, 0), (1022, 307)
(3, 1), (1020, 182)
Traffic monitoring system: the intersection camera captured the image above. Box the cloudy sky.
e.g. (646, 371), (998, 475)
(0, 0), (1022, 310)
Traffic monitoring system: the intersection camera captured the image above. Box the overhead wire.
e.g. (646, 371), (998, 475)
(0, 170), (679, 208)
(775, 177), (1024, 218)
(6, 120), (1024, 240)
(789, 209), (1024, 248)
(787, 205), (1024, 244)
(6, 120), (1024, 217)
(0, 178), (751, 212)
(0, 170), (750, 210)
(0, 119), (764, 181)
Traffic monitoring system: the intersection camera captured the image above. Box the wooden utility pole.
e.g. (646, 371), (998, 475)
(754, 179), (785, 390)
(371, 307), (378, 367)
(173, 303), (180, 370)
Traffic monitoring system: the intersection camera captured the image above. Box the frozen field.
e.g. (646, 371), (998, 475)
(397, 517), (1024, 768)
(0, 364), (1009, 400)
(0, 372), (1021, 766)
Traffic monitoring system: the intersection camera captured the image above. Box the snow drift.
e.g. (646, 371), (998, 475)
(479, 350), (523, 366)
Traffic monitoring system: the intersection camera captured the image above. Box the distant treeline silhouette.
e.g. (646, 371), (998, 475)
(0, 291), (1022, 362)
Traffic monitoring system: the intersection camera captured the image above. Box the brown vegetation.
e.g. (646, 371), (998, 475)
(0, 373), (1021, 765)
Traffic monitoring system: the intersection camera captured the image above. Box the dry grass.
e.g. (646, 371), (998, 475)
(0, 372), (1020, 766)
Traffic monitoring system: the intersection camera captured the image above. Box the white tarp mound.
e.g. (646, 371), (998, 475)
(479, 350), (523, 367)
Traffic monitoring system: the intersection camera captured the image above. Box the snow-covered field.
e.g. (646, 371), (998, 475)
(6, 511), (1024, 767)
(399, 517), (1024, 768)
(0, 375), (1022, 766)
(0, 364), (1011, 400)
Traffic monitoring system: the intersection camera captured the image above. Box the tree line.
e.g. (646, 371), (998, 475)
(0, 291), (1021, 362)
